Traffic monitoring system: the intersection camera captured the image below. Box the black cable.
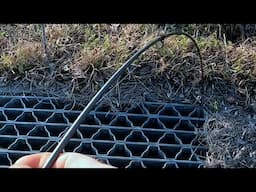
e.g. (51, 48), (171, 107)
(42, 32), (204, 168)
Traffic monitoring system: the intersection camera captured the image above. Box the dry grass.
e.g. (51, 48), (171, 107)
(0, 24), (256, 167)
(205, 109), (256, 168)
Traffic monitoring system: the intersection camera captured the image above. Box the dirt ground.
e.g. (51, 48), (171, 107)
(0, 24), (255, 167)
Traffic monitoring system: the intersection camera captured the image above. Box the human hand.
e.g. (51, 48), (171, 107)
(10, 152), (115, 168)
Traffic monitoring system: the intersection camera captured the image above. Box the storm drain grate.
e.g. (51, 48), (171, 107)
(0, 95), (207, 168)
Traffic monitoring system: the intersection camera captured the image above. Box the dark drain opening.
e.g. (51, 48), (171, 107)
(163, 162), (178, 168)
(142, 146), (165, 159)
(27, 138), (48, 151)
(143, 118), (164, 129)
(74, 142), (97, 155)
(78, 126), (99, 138)
(96, 113), (115, 124)
(40, 141), (58, 152)
(110, 116), (132, 127)
(108, 144), (131, 157)
(4, 110), (22, 120)
(175, 120), (195, 131)
(175, 106), (195, 116)
(0, 138), (16, 148)
(125, 131), (148, 142)
(126, 144), (148, 156)
(81, 115), (101, 125)
(111, 129), (131, 140)
(92, 142), (114, 155)
(34, 111), (53, 122)
(47, 113), (67, 123)
(5, 99), (23, 108)
(0, 98), (11, 107)
(159, 118), (180, 129)
(0, 153), (11, 166)
(15, 124), (33, 135)
(64, 141), (80, 152)
(126, 160), (145, 168)
(0, 125), (18, 135)
(28, 126), (49, 137)
(175, 132), (196, 144)
(40, 125), (65, 137)
(16, 112), (37, 122)
(22, 98), (38, 108)
(0, 112), (6, 121)
(9, 139), (31, 151)
(63, 112), (78, 123)
(159, 133), (180, 145)
(176, 148), (198, 161)
(160, 146), (181, 159)
(108, 159), (130, 168)
(143, 131), (163, 142)
(128, 116), (148, 127)
(92, 129), (115, 141)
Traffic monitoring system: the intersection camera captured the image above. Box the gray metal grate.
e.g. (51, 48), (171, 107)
(0, 95), (207, 168)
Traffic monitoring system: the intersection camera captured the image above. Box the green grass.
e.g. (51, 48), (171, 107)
(0, 24), (255, 109)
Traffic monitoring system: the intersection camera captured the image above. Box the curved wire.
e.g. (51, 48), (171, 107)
(42, 31), (204, 168)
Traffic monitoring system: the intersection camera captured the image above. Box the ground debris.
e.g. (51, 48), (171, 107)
(205, 108), (256, 168)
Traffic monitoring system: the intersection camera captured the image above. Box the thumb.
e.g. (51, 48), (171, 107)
(10, 164), (32, 168)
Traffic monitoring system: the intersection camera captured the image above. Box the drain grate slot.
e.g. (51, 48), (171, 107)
(126, 160), (145, 168)
(0, 153), (11, 166)
(126, 144), (148, 157)
(16, 112), (37, 122)
(160, 146), (181, 159)
(108, 158), (131, 168)
(74, 142), (97, 155)
(4, 110), (23, 121)
(128, 116), (148, 127)
(8, 139), (31, 151)
(143, 118), (165, 129)
(0, 98), (12, 107)
(0, 96), (206, 168)
(0, 125), (18, 135)
(92, 129), (115, 141)
(142, 146), (165, 159)
(5, 99), (24, 108)
(92, 142), (114, 155)
(125, 131), (148, 143)
(0, 138), (17, 149)
(34, 111), (53, 122)
(28, 126), (49, 137)
(27, 138), (48, 151)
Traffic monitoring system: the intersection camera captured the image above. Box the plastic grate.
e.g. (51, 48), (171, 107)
(0, 95), (207, 168)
